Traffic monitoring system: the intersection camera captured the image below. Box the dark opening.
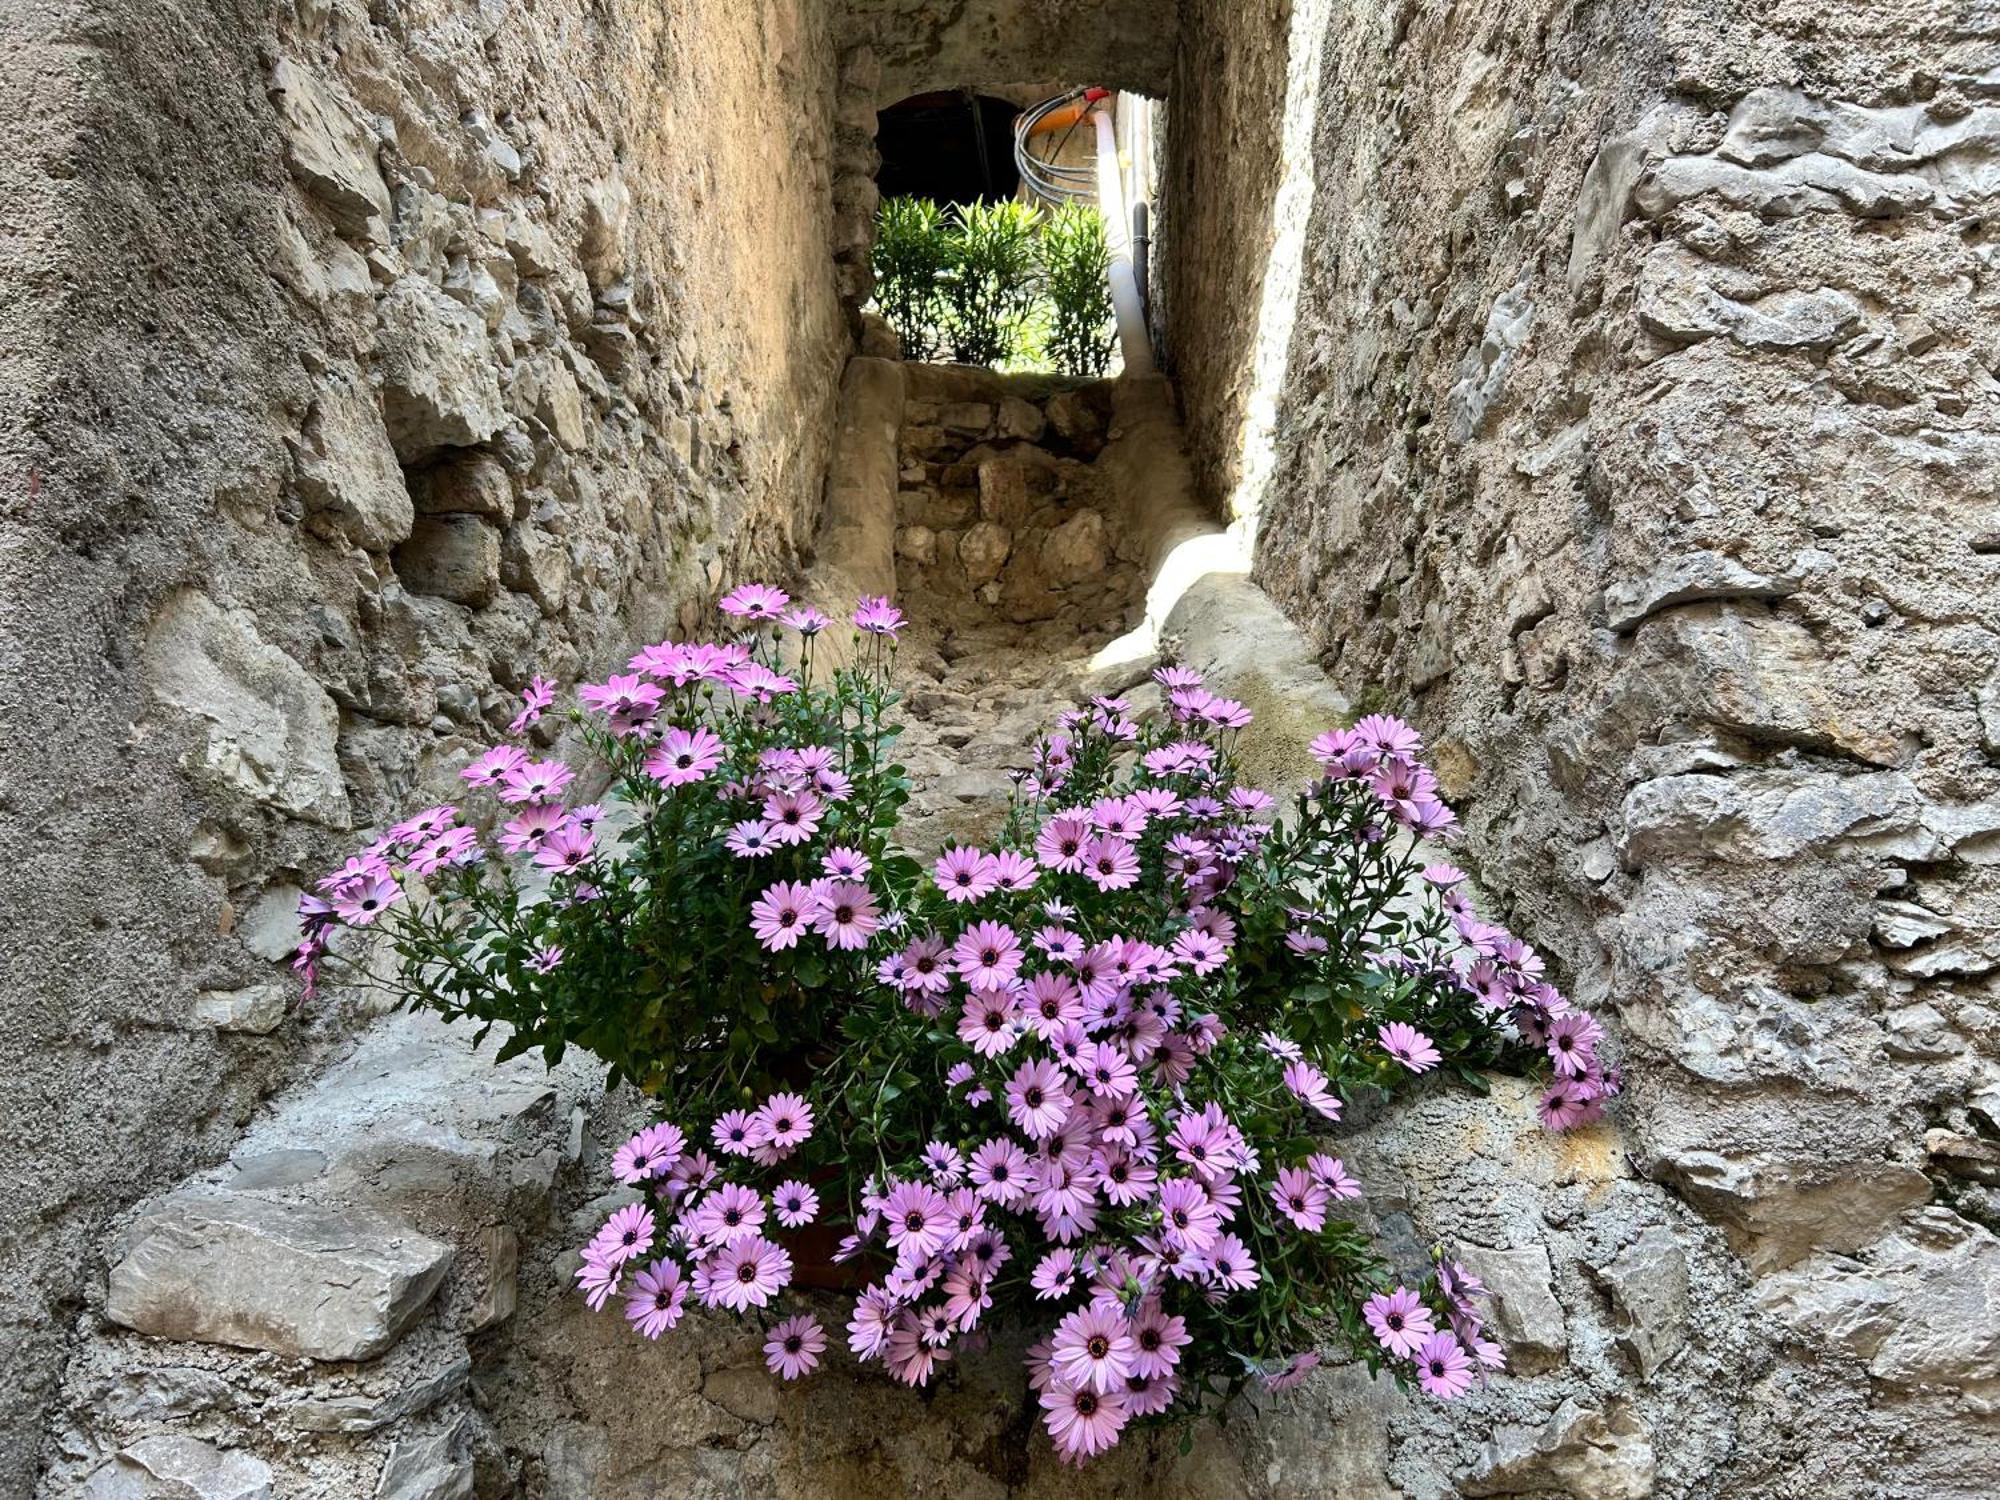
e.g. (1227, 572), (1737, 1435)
(875, 91), (1022, 205)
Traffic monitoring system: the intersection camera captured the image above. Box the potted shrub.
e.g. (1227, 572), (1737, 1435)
(298, 585), (1617, 1465)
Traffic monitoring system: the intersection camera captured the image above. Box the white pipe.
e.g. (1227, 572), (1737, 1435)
(1093, 104), (1154, 377)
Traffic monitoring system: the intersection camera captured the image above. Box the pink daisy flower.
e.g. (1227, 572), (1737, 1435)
(1201, 1233), (1260, 1292)
(719, 582), (789, 620)
(533, 823), (595, 875)
(507, 677), (557, 736)
(1007, 1058), (1074, 1139)
(1546, 1011), (1605, 1077)
(988, 850), (1039, 893)
(1040, 1381), (1129, 1463)
(1282, 1060), (1342, 1120)
(1538, 1077), (1599, 1130)
(461, 743), (528, 787)
(498, 804), (565, 855)
(953, 921), (1024, 991)
(645, 726), (725, 786)
(782, 604), (830, 634)
(1081, 834), (1139, 892)
(705, 1236), (790, 1311)
(592, 1203), (656, 1267)
(612, 1122), (686, 1184)
(579, 673), (663, 736)
(852, 595), (904, 637)
(690, 1183), (765, 1246)
(761, 789), (824, 845)
(772, 1180), (819, 1228)
(935, 846), (1001, 903)
(725, 820), (776, 858)
(498, 759), (573, 805)
(331, 873), (401, 927)
(1050, 1301), (1137, 1394)
(750, 881), (820, 951)
(751, 1092), (815, 1153)
(1272, 1166), (1331, 1232)
(1307, 1154), (1364, 1199)
(1035, 815), (1093, 873)
(1415, 1331), (1474, 1398)
(1378, 1021), (1443, 1073)
(847, 1287), (898, 1358)
(970, 1138), (1033, 1207)
(883, 1180), (954, 1260)
(622, 1258), (685, 1337)
(527, 944), (564, 974)
(813, 881), (881, 950)
(959, 990), (1021, 1059)
(822, 845), (872, 879)
(765, 1315), (826, 1379)
(1080, 1042), (1139, 1100)
(712, 1109), (757, 1156)
(573, 1248), (621, 1310)
(1128, 1301), (1190, 1379)
(1022, 973), (1084, 1039)
(1031, 1247), (1078, 1299)
(1155, 1178), (1221, 1254)
(1362, 1287), (1435, 1358)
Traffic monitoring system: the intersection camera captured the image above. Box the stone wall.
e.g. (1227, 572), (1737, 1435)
(0, 0), (847, 1484)
(1163, 0), (2000, 1492)
(841, 0), (1178, 101)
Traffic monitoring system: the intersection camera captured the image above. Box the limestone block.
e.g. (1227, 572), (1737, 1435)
(1757, 1208), (2000, 1391)
(1046, 388), (1104, 447)
(1603, 550), (1808, 632)
(83, 1434), (272, 1500)
(144, 591), (350, 827)
(376, 1425), (474, 1500)
(502, 526), (571, 615)
(1637, 248), (1865, 351)
(977, 457), (1029, 525)
(535, 359), (591, 450)
(996, 395), (1046, 441)
(1461, 1398), (1656, 1500)
(895, 524), (937, 565)
(1590, 1228), (1691, 1377)
(375, 277), (507, 461)
(107, 1194), (452, 1361)
(937, 401), (995, 436)
(1040, 508), (1108, 585)
(268, 58), (389, 238)
(290, 375), (415, 550)
(416, 451), (514, 521)
(192, 984), (287, 1035)
(1446, 286), (1532, 441)
(1454, 1243), (1567, 1372)
(395, 515), (502, 607)
(959, 521), (1012, 586)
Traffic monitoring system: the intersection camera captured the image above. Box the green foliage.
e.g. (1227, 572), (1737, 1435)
(939, 198), (1043, 366)
(870, 196), (951, 362)
(1037, 202), (1115, 377)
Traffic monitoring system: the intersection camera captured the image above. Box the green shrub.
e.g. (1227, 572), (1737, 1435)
(939, 199), (1042, 366)
(1038, 202), (1115, 377)
(870, 196), (950, 361)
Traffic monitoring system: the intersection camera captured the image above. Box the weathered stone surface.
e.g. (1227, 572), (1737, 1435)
(1040, 507), (1108, 585)
(1592, 1228), (1691, 1378)
(1455, 1242), (1568, 1371)
(191, 984), (287, 1036)
(895, 523), (936, 565)
(267, 58), (388, 237)
(375, 277), (507, 461)
(144, 591), (350, 827)
(959, 521), (1012, 586)
(1603, 550), (1806, 632)
(1461, 1399), (1657, 1500)
(83, 1435), (273, 1500)
(375, 1425), (474, 1500)
(107, 1194), (452, 1361)
(395, 515), (503, 607)
(415, 451), (514, 521)
(996, 394), (1046, 441)
(290, 375), (415, 550)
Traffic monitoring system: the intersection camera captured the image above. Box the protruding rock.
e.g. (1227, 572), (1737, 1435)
(415, 452), (514, 522)
(268, 59), (389, 238)
(1461, 1399), (1657, 1500)
(107, 1194), (453, 1362)
(376, 278), (507, 461)
(192, 984), (288, 1036)
(1591, 1228), (1691, 1377)
(977, 457), (1029, 525)
(501, 526), (570, 615)
(375, 1424), (474, 1500)
(996, 395), (1046, 441)
(1455, 1242), (1568, 1372)
(395, 516), (503, 607)
(290, 376), (414, 551)
(144, 591), (350, 828)
(959, 521), (1012, 586)
(895, 524), (937, 566)
(83, 1435), (272, 1500)
(1041, 508), (1108, 585)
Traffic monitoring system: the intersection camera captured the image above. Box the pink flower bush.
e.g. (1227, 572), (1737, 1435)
(298, 583), (1619, 1467)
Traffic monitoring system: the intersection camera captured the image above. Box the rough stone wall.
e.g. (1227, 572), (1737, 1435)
(841, 0), (1178, 101)
(0, 0), (845, 1484)
(1165, 0), (2000, 1492)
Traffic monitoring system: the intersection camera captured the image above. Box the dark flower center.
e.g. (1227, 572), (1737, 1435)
(1140, 1329), (1160, 1350)
(1076, 1393), (1098, 1416)
(738, 1263), (758, 1282)
(905, 1212), (925, 1231)
(1025, 1088), (1044, 1107)
(1087, 1335), (1110, 1359)
(786, 1336), (804, 1353)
